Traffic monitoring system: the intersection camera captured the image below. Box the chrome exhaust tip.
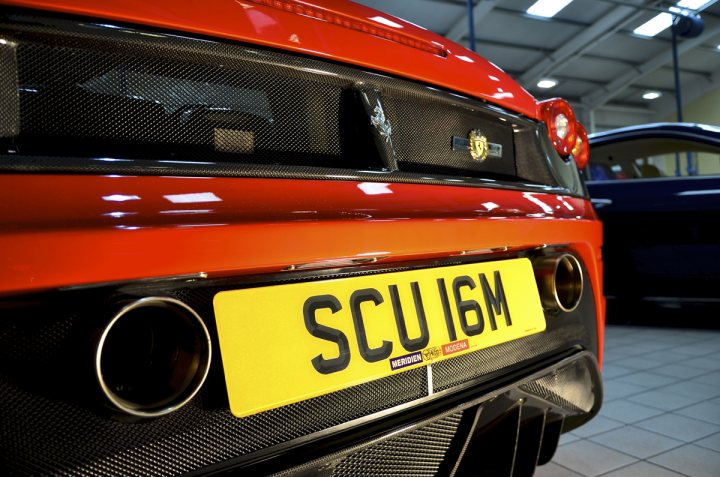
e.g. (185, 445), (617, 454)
(96, 297), (211, 418)
(533, 254), (584, 313)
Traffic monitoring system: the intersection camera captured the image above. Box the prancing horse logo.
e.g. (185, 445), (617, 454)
(370, 104), (392, 143)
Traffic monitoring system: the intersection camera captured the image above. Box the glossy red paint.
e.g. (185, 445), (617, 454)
(0, 174), (604, 362)
(0, 0), (538, 119)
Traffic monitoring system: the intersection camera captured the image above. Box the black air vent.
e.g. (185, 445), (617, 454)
(0, 14), (555, 184)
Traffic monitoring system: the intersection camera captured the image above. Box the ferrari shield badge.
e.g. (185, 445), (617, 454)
(452, 129), (503, 161)
(468, 129), (488, 161)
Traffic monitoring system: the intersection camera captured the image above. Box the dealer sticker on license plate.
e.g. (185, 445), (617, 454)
(214, 258), (545, 418)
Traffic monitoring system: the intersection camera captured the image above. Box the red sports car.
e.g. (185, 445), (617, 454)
(0, 1), (604, 475)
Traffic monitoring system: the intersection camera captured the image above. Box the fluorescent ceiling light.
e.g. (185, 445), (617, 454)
(537, 78), (558, 89)
(526, 0), (573, 18)
(642, 91), (663, 100)
(677, 0), (713, 9)
(633, 12), (674, 37)
(633, 0), (713, 37)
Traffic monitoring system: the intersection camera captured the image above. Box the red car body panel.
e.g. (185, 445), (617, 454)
(0, 174), (605, 362)
(0, 0), (538, 118)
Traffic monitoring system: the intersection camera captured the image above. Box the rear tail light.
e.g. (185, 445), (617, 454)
(538, 98), (588, 169)
(572, 123), (589, 169)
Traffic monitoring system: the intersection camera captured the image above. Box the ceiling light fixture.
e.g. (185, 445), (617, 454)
(642, 91), (663, 100)
(537, 78), (558, 89)
(526, 0), (573, 18)
(633, 0), (713, 37)
(633, 12), (674, 37)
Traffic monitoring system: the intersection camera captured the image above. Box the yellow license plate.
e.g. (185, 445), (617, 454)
(214, 258), (545, 418)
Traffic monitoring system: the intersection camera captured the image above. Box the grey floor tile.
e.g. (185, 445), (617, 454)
(671, 343), (720, 356)
(635, 413), (720, 442)
(553, 440), (637, 476)
(627, 389), (707, 411)
(696, 432), (720, 452)
(615, 371), (678, 388)
(589, 426), (683, 459)
(681, 357), (720, 371)
(639, 341), (680, 351)
(599, 461), (687, 477)
(600, 400), (665, 424)
(604, 328), (637, 339)
(571, 415), (625, 438)
(690, 370), (720, 385)
(534, 462), (583, 477)
(649, 444), (720, 477)
(603, 336), (637, 345)
(603, 381), (647, 401)
(558, 325), (720, 477)
(653, 363), (714, 379)
(654, 328), (707, 340)
(603, 353), (644, 365)
(676, 400), (720, 426)
(663, 381), (720, 401)
(655, 330), (693, 339)
(601, 365), (638, 380)
(617, 357), (661, 371)
(641, 350), (697, 365)
(615, 343), (673, 356)
(604, 341), (631, 350)
(559, 433), (581, 445)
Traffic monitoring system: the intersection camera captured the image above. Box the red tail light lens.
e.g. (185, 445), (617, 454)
(572, 123), (589, 169)
(539, 98), (577, 157)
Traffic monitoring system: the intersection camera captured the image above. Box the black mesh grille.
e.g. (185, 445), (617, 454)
(382, 92), (515, 177)
(13, 29), (347, 168)
(332, 412), (463, 477)
(0, 13), (563, 186)
(431, 317), (591, 393)
(0, 345), (428, 476)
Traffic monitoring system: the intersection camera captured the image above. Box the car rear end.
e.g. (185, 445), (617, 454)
(0, 1), (604, 475)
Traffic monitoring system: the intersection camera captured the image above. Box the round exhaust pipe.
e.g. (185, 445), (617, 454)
(96, 297), (211, 418)
(533, 254), (584, 313)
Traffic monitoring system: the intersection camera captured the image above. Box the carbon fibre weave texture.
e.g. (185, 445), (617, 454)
(332, 412), (463, 477)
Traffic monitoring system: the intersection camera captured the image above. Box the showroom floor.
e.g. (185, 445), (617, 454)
(536, 324), (720, 477)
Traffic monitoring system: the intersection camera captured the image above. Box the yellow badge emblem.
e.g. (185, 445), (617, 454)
(469, 129), (488, 161)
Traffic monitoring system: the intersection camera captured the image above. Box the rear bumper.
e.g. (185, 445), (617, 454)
(0, 175), (603, 476)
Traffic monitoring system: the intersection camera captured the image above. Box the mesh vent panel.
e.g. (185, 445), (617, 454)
(0, 14), (564, 185)
(432, 319), (589, 393)
(15, 37), (344, 167)
(0, 347), (428, 476)
(383, 93), (516, 177)
(333, 412), (463, 477)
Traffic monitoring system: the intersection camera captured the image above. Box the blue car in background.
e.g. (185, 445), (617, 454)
(585, 123), (720, 322)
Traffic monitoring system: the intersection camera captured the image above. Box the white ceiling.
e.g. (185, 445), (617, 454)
(355, 0), (720, 131)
